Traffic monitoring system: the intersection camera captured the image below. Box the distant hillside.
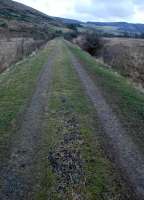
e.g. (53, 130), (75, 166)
(0, 0), (66, 39)
(0, 0), (67, 72)
(55, 17), (81, 25)
(86, 22), (144, 36)
(1, 0), (144, 72)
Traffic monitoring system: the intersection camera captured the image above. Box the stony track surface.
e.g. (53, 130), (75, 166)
(69, 50), (144, 200)
(0, 49), (56, 200)
(0, 39), (144, 200)
(48, 99), (85, 200)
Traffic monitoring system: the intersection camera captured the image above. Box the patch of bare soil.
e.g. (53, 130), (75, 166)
(0, 49), (56, 200)
(70, 51), (144, 200)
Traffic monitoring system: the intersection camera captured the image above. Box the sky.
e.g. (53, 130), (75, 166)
(15, 0), (144, 23)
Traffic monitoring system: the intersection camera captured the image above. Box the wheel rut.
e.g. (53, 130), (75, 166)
(0, 48), (56, 200)
(69, 50), (144, 200)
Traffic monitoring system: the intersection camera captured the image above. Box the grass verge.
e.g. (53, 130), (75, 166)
(0, 40), (56, 162)
(67, 41), (144, 152)
(35, 39), (133, 199)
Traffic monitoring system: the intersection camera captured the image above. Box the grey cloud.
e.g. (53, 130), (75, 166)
(15, 0), (144, 23)
(75, 0), (135, 19)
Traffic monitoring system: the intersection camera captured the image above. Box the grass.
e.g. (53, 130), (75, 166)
(94, 25), (119, 33)
(67, 41), (144, 151)
(0, 39), (56, 162)
(35, 39), (132, 199)
(0, 38), (138, 199)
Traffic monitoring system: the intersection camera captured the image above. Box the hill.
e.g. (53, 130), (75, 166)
(86, 22), (144, 36)
(55, 17), (81, 25)
(0, 0), (65, 39)
(0, 0), (67, 72)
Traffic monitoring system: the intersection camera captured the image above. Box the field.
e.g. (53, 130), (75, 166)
(95, 37), (144, 88)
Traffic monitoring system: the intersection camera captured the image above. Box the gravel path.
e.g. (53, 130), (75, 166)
(0, 48), (56, 200)
(70, 51), (144, 200)
(48, 97), (85, 199)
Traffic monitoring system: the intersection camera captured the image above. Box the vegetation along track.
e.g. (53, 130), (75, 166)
(67, 40), (144, 199)
(0, 38), (144, 199)
(68, 47), (144, 199)
(0, 40), (57, 199)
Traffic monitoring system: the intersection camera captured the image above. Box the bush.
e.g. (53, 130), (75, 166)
(64, 31), (78, 41)
(82, 32), (103, 56)
(0, 21), (8, 28)
(67, 24), (78, 31)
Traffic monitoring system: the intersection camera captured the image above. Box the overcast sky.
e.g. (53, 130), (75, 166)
(15, 0), (144, 23)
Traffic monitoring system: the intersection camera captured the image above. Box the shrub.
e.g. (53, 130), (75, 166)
(67, 24), (78, 31)
(64, 31), (78, 41)
(0, 20), (8, 28)
(82, 32), (103, 56)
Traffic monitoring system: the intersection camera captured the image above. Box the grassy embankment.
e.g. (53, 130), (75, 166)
(0, 40), (56, 162)
(68, 41), (144, 152)
(36, 39), (132, 200)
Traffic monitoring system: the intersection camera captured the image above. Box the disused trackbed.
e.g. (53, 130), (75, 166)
(1, 41), (144, 200)
(0, 48), (56, 200)
(69, 50), (144, 200)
